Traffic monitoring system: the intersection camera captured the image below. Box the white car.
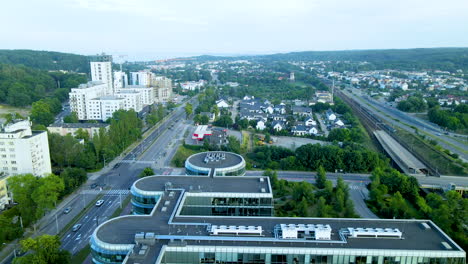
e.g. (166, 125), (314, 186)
(95, 199), (105, 207)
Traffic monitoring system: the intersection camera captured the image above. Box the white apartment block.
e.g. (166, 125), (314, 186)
(91, 61), (113, 95)
(118, 85), (155, 106)
(69, 81), (107, 120)
(87, 96), (126, 121)
(115, 91), (143, 112)
(113, 71), (128, 90)
(155, 86), (172, 102)
(0, 120), (52, 177)
(152, 76), (173, 102)
(130, 71), (154, 86)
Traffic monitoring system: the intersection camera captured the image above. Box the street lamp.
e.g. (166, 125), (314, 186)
(2, 242), (18, 258)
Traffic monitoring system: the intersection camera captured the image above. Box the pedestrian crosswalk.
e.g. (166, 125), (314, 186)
(120, 160), (155, 164)
(81, 189), (130, 196)
(349, 185), (363, 190)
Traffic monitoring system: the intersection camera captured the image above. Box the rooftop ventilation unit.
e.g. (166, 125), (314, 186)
(210, 225), (263, 236)
(441, 242), (452, 250)
(347, 227), (402, 239)
(260, 178), (264, 182)
(420, 222), (431, 230)
(261, 188), (266, 193)
(278, 224), (332, 240)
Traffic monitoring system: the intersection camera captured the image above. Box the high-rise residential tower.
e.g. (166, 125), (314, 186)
(90, 54), (113, 95)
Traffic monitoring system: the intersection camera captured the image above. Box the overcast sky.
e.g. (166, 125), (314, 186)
(1, 0), (467, 60)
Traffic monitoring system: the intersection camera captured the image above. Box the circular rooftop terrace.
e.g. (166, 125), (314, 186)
(185, 151), (246, 176)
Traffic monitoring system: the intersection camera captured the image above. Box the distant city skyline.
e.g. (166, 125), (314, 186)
(1, 0), (467, 60)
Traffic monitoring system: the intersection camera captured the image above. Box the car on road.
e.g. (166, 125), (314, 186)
(90, 183), (98, 189)
(113, 163), (121, 169)
(72, 224), (82, 232)
(63, 207), (72, 214)
(95, 199), (105, 207)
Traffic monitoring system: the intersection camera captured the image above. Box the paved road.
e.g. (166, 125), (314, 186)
(57, 100), (198, 255)
(245, 170), (468, 188)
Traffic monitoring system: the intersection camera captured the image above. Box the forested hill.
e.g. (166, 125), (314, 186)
(0, 49), (89, 73)
(192, 48), (468, 72)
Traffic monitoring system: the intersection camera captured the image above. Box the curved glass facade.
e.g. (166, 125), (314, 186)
(185, 152), (246, 177)
(185, 162), (210, 176)
(130, 185), (162, 215)
(90, 232), (133, 264)
(161, 247), (466, 264)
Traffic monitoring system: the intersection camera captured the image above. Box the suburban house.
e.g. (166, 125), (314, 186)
(308, 126), (319, 135)
(274, 105), (286, 114)
(292, 106), (312, 116)
(291, 125), (309, 136)
(256, 120), (266, 130)
(326, 109), (337, 121)
(334, 119), (345, 127)
(200, 112), (216, 122)
(272, 121), (285, 131)
(216, 99), (229, 108)
(304, 117), (317, 127)
(271, 114), (287, 122)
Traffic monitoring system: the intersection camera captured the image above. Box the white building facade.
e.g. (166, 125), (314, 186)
(69, 81), (107, 120)
(0, 120), (52, 177)
(91, 61), (113, 95)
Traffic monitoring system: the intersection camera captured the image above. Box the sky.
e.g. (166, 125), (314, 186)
(1, 0), (467, 60)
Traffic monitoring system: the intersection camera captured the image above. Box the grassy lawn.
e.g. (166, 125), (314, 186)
(71, 245), (91, 264)
(171, 144), (205, 167)
(0, 104), (31, 119)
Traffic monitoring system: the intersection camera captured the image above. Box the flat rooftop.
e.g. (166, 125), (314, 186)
(134, 175), (270, 194)
(94, 176), (464, 264)
(187, 152), (244, 169)
(48, 123), (109, 128)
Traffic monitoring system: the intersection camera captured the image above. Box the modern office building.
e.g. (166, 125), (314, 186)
(0, 120), (52, 209)
(90, 54), (114, 95)
(185, 151), (246, 176)
(90, 173), (465, 264)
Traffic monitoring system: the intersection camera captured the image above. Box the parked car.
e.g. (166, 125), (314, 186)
(72, 224), (82, 232)
(63, 207), (72, 214)
(95, 199), (105, 207)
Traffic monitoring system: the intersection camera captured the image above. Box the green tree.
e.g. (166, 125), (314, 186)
(200, 114), (210, 125)
(63, 112), (78, 123)
(139, 167), (155, 178)
(315, 166), (327, 189)
(213, 115), (233, 127)
(32, 175), (65, 220)
(14, 235), (71, 264)
(30, 100), (54, 126)
(185, 103), (193, 119)
(60, 168), (87, 195)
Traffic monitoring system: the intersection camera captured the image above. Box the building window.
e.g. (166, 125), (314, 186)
(12, 167), (17, 171)
(11, 161), (16, 164)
